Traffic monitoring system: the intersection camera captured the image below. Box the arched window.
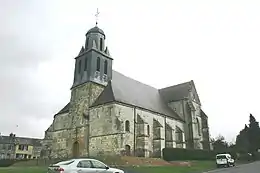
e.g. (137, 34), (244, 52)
(100, 38), (103, 51)
(72, 141), (79, 158)
(175, 126), (183, 143)
(96, 57), (100, 71)
(147, 125), (150, 136)
(78, 60), (81, 74)
(84, 58), (88, 71)
(104, 60), (108, 74)
(196, 118), (201, 136)
(125, 120), (130, 132)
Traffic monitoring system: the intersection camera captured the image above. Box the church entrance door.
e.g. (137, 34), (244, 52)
(72, 141), (80, 158)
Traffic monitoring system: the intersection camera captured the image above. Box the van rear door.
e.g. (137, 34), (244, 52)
(216, 155), (227, 165)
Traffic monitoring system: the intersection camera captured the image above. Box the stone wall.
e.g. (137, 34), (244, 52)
(69, 82), (104, 127)
(167, 99), (196, 149)
(189, 101), (203, 149)
(45, 82), (105, 158)
(166, 98), (209, 150)
(136, 108), (165, 157)
(53, 113), (70, 131)
(89, 103), (135, 156)
(88, 102), (186, 158)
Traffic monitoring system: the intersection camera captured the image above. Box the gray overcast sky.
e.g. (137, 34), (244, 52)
(0, 0), (260, 142)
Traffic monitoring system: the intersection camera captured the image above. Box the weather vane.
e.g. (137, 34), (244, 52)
(95, 8), (100, 26)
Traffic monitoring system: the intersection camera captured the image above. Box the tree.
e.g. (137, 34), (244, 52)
(212, 135), (229, 152)
(235, 114), (260, 154)
(248, 114), (260, 152)
(236, 124), (250, 153)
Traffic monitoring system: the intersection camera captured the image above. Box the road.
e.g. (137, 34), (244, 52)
(203, 161), (260, 173)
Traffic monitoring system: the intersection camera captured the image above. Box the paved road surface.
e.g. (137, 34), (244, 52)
(203, 161), (260, 173)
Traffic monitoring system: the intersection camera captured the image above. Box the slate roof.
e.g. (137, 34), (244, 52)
(0, 136), (15, 144)
(159, 80), (201, 104)
(86, 26), (105, 38)
(201, 109), (208, 118)
(0, 136), (42, 146)
(55, 70), (202, 121)
(91, 71), (183, 121)
(55, 103), (70, 115)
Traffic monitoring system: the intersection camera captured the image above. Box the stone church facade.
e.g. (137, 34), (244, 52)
(43, 25), (210, 158)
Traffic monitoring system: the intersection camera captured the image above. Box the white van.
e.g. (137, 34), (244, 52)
(216, 153), (235, 168)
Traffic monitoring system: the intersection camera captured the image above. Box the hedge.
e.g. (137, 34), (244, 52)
(0, 159), (16, 167)
(0, 159), (37, 167)
(162, 148), (237, 161)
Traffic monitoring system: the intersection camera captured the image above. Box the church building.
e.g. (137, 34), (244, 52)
(43, 24), (211, 158)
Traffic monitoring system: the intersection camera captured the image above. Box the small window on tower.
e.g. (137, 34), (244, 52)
(96, 57), (100, 72)
(104, 60), (108, 74)
(86, 37), (89, 48)
(100, 38), (103, 51)
(84, 58), (88, 71)
(125, 120), (130, 132)
(78, 60), (81, 74)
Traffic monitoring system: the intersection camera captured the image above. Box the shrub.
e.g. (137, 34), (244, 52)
(162, 148), (237, 161)
(0, 159), (16, 167)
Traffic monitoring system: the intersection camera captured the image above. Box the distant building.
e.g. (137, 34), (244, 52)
(0, 133), (43, 159)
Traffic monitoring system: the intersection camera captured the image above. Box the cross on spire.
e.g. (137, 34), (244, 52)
(95, 8), (100, 26)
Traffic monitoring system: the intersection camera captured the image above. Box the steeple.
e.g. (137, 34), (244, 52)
(71, 20), (113, 89)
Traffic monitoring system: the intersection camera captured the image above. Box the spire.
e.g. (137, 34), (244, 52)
(105, 47), (110, 56)
(78, 46), (84, 55)
(95, 8), (100, 26)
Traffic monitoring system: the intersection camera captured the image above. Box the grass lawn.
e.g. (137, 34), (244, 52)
(129, 161), (216, 173)
(0, 161), (216, 173)
(0, 167), (46, 173)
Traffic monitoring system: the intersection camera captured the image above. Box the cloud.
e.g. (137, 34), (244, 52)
(0, 1), (60, 137)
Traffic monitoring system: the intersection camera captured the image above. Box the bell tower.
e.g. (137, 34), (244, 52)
(68, 21), (113, 156)
(72, 25), (113, 88)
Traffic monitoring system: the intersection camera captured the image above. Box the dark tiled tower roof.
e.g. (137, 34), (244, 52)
(86, 26), (105, 38)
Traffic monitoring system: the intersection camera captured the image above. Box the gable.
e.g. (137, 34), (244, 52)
(159, 80), (201, 105)
(91, 81), (115, 106)
(190, 80), (201, 105)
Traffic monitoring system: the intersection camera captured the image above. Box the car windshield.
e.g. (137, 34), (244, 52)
(216, 155), (227, 159)
(55, 160), (75, 166)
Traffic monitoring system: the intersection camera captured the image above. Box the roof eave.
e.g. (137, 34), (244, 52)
(90, 100), (185, 122)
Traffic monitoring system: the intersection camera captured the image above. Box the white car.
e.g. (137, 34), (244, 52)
(47, 158), (124, 173)
(216, 153), (235, 168)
